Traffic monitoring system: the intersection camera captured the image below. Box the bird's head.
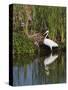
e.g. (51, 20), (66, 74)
(43, 30), (49, 36)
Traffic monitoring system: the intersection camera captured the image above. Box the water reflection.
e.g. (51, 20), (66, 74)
(44, 53), (58, 66)
(44, 53), (58, 76)
(13, 52), (66, 86)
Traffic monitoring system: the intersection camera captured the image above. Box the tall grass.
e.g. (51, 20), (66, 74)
(12, 4), (66, 54)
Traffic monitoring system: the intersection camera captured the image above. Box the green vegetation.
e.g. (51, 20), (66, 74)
(13, 54), (35, 66)
(13, 32), (36, 54)
(12, 4), (66, 54)
(32, 6), (66, 42)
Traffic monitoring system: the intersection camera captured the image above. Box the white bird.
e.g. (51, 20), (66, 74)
(43, 30), (58, 50)
(44, 53), (58, 76)
(44, 53), (58, 67)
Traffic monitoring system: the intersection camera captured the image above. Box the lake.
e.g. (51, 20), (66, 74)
(13, 51), (66, 86)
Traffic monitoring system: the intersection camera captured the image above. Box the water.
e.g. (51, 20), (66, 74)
(13, 51), (66, 86)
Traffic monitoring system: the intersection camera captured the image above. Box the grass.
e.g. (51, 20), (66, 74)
(13, 31), (36, 54)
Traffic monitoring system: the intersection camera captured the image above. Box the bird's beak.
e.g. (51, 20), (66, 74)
(43, 32), (46, 35)
(43, 30), (49, 35)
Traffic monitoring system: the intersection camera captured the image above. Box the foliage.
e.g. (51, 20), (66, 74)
(12, 4), (66, 54)
(13, 32), (36, 54)
(32, 6), (66, 43)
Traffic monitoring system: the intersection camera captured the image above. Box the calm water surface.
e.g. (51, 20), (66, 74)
(13, 51), (66, 86)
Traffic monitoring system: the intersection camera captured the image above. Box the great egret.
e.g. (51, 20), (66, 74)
(44, 53), (58, 67)
(44, 53), (58, 76)
(43, 30), (58, 50)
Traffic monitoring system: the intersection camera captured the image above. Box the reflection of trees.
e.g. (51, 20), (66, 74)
(13, 52), (66, 86)
(44, 52), (66, 83)
(32, 56), (47, 84)
(13, 54), (34, 66)
(48, 52), (66, 83)
(13, 54), (34, 86)
(32, 52), (66, 84)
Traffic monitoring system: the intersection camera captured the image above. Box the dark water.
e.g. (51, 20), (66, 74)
(13, 51), (66, 86)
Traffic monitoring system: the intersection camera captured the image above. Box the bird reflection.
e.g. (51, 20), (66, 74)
(44, 53), (58, 76)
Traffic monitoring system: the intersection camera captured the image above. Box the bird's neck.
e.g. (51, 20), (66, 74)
(45, 33), (48, 38)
